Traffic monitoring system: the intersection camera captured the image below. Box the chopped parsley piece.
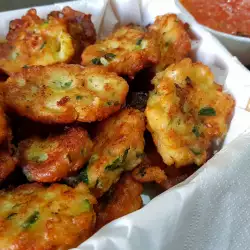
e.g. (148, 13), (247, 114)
(192, 126), (200, 137)
(61, 80), (72, 89)
(91, 57), (102, 65)
(190, 148), (202, 155)
(136, 38), (143, 46)
(165, 42), (169, 47)
(22, 211), (39, 229)
(105, 148), (129, 171)
(76, 95), (83, 100)
(79, 167), (88, 184)
(6, 213), (18, 220)
(40, 41), (46, 50)
(22, 65), (29, 69)
(198, 107), (216, 116)
(105, 100), (120, 106)
(104, 53), (116, 61)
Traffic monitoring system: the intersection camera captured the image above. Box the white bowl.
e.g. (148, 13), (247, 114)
(175, 0), (250, 65)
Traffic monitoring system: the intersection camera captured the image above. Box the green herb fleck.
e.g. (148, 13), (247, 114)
(23, 65), (29, 69)
(61, 80), (72, 89)
(43, 20), (49, 24)
(138, 167), (146, 177)
(198, 107), (216, 116)
(192, 126), (200, 137)
(105, 148), (129, 171)
(165, 42), (169, 47)
(22, 211), (39, 229)
(79, 167), (88, 184)
(40, 41), (46, 50)
(88, 154), (99, 165)
(91, 57), (102, 65)
(136, 38), (143, 46)
(76, 95), (83, 100)
(104, 53), (116, 61)
(82, 199), (91, 211)
(6, 213), (18, 220)
(190, 148), (202, 155)
(30, 153), (48, 163)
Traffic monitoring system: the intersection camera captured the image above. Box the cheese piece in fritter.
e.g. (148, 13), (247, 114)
(0, 9), (74, 74)
(149, 14), (191, 72)
(4, 64), (128, 124)
(81, 25), (159, 78)
(0, 183), (96, 250)
(95, 173), (143, 231)
(79, 108), (145, 197)
(49, 6), (96, 64)
(145, 58), (235, 168)
(19, 127), (93, 182)
(0, 151), (17, 183)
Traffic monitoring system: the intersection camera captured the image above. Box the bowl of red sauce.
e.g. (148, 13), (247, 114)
(176, 0), (250, 65)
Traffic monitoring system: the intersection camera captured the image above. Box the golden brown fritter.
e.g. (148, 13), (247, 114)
(49, 6), (96, 63)
(149, 14), (191, 72)
(19, 126), (93, 183)
(0, 183), (96, 250)
(95, 174), (143, 231)
(0, 151), (17, 183)
(81, 25), (159, 78)
(77, 108), (145, 198)
(0, 107), (8, 145)
(145, 58), (235, 168)
(0, 9), (74, 74)
(132, 156), (167, 184)
(3, 64), (128, 124)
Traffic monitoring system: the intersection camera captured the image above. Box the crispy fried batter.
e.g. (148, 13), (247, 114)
(0, 9), (74, 74)
(49, 6), (96, 63)
(132, 156), (167, 184)
(0, 107), (8, 145)
(145, 58), (235, 167)
(0, 151), (17, 183)
(70, 108), (145, 197)
(81, 25), (159, 78)
(18, 127), (93, 182)
(95, 173), (143, 231)
(4, 64), (128, 123)
(149, 14), (191, 72)
(0, 183), (96, 250)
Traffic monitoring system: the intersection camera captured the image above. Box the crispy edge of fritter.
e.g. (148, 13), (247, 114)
(95, 173), (143, 231)
(149, 14), (191, 72)
(132, 156), (167, 184)
(81, 25), (159, 78)
(3, 64), (129, 124)
(49, 6), (96, 64)
(18, 126), (93, 182)
(0, 151), (17, 183)
(0, 182), (96, 250)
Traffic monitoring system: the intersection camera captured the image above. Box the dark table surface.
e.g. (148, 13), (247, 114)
(0, 0), (70, 12)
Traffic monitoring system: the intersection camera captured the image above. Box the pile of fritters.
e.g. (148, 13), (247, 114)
(0, 7), (235, 249)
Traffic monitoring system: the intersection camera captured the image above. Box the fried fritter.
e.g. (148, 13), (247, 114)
(0, 183), (96, 250)
(70, 108), (145, 197)
(0, 151), (17, 183)
(18, 127), (93, 182)
(0, 9), (74, 74)
(81, 25), (159, 78)
(4, 64), (128, 123)
(49, 6), (96, 63)
(0, 107), (8, 145)
(149, 14), (191, 72)
(132, 156), (167, 184)
(145, 58), (235, 168)
(95, 174), (143, 231)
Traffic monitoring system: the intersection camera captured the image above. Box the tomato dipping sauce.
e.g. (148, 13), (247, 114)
(180, 0), (250, 37)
